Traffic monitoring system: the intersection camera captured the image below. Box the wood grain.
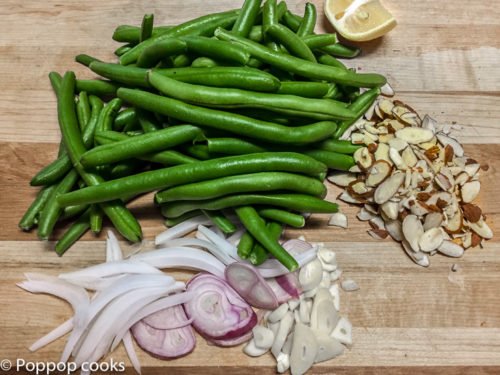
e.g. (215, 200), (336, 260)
(0, 0), (499, 373)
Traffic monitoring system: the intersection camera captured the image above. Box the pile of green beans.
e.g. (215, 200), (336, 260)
(19, 0), (384, 270)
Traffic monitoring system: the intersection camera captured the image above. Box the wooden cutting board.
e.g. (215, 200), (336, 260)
(1, 0), (499, 374)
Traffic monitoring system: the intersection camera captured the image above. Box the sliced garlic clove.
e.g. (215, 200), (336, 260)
(314, 335), (345, 363)
(341, 279), (360, 292)
(328, 284), (340, 311)
(290, 323), (319, 375)
(268, 303), (290, 324)
(244, 339), (269, 357)
(252, 325), (275, 350)
(330, 317), (352, 346)
(299, 258), (323, 291)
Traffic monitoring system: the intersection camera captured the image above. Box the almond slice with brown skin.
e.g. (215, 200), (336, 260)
(467, 219), (493, 239)
(327, 172), (358, 187)
(374, 172), (405, 204)
(396, 127), (434, 144)
(353, 147), (375, 171)
(461, 203), (482, 223)
(385, 220), (403, 241)
(402, 214), (424, 251)
(436, 133), (464, 157)
(338, 191), (363, 205)
(419, 227), (444, 253)
(402, 146), (418, 168)
(461, 181), (480, 203)
(366, 160), (393, 187)
(421, 115), (437, 133)
(444, 208), (463, 234)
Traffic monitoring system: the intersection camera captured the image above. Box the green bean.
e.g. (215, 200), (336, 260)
(317, 139), (361, 154)
(108, 160), (142, 179)
(277, 81), (332, 98)
(302, 34), (338, 49)
(249, 221), (282, 265)
(75, 54), (101, 67)
(183, 36), (250, 66)
(19, 185), (57, 231)
(324, 84), (343, 100)
(206, 138), (267, 155)
(113, 25), (172, 44)
(95, 130), (198, 166)
(82, 95), (104, 149)
(162, 193), (338, 219)
(55, 208), (91, 256)
(114, 107), (138, 131)
(190, 57), (221, 68)
(232, 0), (262, 37)
(81, 125), (202, 167)
(90, 62), (280, 92)
(89, 205), (103, 234)
(30, 154), (72, 186)
(60, 203), (89, 221)
(37, 169), (79, 240)
(282, 10), (301, 31)
(119, 88), (339, 144)
(140, 14), (154, 42)
(321, 43), (361, 58)
(237, 231), (255, 259)
(57, 71), (142, 242)
(137, 38), (187, 68)
(333, 87), (380, 138)
(266, 23), (316, 62)
(164, 210), (203, 227)
(120, 10), (239, 65)
(317, 53), (347, 70)
(148, 71), (353, 121)
(97, 98), (123, 133)
(258, 208), (305, 228)
(202, 210), (237, 234)
(114, 44), (133, 57)
(155, 171), (327, 204)
(58, 152), (327, 207)
(183, 144), (211, 160)
(263, 0), (278, 31)
(296, 3), (317, 37)
(214, 28), (385, 87)
(236, 206), (297, 271)
(48, 72), (62, 97)
(75, 79), (119, 97)
(172, 53), (192, 68)
(76, 91), (91, 131)
(137, 109), (161, 133)
(303, 150), (354, 171)
(248, 25), (263, 42)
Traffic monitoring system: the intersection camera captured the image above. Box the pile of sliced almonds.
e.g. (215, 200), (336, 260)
(243, 245), (353, 374)
(328, 97), (493, 267)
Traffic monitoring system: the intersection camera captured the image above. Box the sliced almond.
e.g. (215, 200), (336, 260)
(357, 207), (377, 221)
(418, 137), (438, 151)
(444, 145), (454, 164)
(363, 131), (378, 146)
(369, 216), (386, 230)
(380, 201), (399, 221)
(388, 119), (406, 131)
(328, 213), (348, 229)
(454, 172), (470, 186)
(327, 172), (358, 187)
(374, 143), (391, 163)
(399, 112), (420, 127)
(385, 220), (403, 241)
(353, 147), (375, 171)
(461, 181), (480, 203)
(423, 212), (443, 231)
(364, 101), (377, 121)
(471, 232), (482, 247)
(436, 133), (464, 157)
(364, 123), (382, 135)
(395, 127), (434, 144)
(402, 214), (424, 251)
(338, 191), (363, 204)
(349, 165), (361, 173)
(424, 145), (441, 161)
(364, 203), (379, 215)
(380, 83), (395, 97)
(461, 203), (482, 223)
(462, 232), (472, 249)
(421, 115), (437, 133)
(366, 160), (393, 187)
(351, 133), (365, 145)
(388, 138), (408, 152)
(349, 181), (372, 197)
(389, 147), (407, 170)
(378, 134), (394, 144)
(378, 99), (395, 117)
(402, 240), (430, 267)
(410, 201), (431, 217)
(367, 229), (389, 240)
(464, 163), (481, 177)
(418, 227), (444, 253)
(401, 146), (418, 168)
(435, 173), (453, 192)
(374, 172), (405, 204)
(467, 219), (493, 240)
(437, 240), (464, 257)
(391, 105), (409, 121)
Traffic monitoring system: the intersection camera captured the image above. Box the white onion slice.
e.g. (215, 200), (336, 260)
(155, 215), (211, 245)
(162, 237), (234, 265)
(197, 225), (239, 260)
(29, 318), (73, 352)
(74, 283), (184, 367)
(107, 230), (123, 261)
(123, 331), (141, 375)
(59, 260), (162, 286)
(226, 228), (245, 245)
(130, 248), (226, 278)
(111, 292), (194, 350)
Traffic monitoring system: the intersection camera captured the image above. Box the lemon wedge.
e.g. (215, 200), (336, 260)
(324, 0), (397, 42)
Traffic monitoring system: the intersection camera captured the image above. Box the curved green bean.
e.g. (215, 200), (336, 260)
(57, 152), (327, 207)
(250, 221), (282, 265)
(317, 139), (361, 154)
(97, 98), (122, 133)
(55, 208), (91, 256)
(232, 0), (262, 37)
(30, 154), (72, 187)
(161, 193), (339, 219)
(266, 23), (316, 62)
(81, 125), (202, 167)
(258, 208), (305, 228)
(277, 81), (332, 98)
(140, 14), (154, 42)
(296, 3), (317, 37)
(114, 107), (138, 131)
(164, 210), (203, 227)
(303, 149), (355, 171)
(137, 38), (187, 68)
(202, 210), (237, 234)
(118, 87), (339, 144)
(75, 79), (119, 97)
(302, 34), (338, 49)
(237, 231), (255, 259)
(75, 54), (101, 67)
(89, 205), (103, 234)
(112, 25), (172, 44)
(214, 28), (385, 87)
(148, 71), (353, 120)
(76, 91), (91, 131)
(155, 171), (327, 204)
(19, 185), (57, 231)
(190, 57), (220, 68)
(114, 44), (133, 57)
(182, 36), (250, 65)
(206, 137), (267, 155)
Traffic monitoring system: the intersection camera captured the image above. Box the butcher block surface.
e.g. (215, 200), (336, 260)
(0, 0), (499, 374)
